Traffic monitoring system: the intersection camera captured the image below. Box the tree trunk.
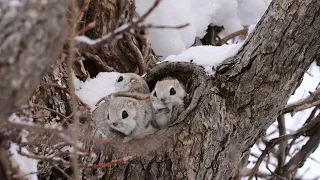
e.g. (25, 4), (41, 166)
(85, 0), (320, 179)
(0, 1), (69, 179)
(0, 0), (319, 179)
(0, 0), (69, 121)
(79, 0), (157, 77)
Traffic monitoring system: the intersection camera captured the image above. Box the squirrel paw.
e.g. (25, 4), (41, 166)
(156, 107), (170, 114)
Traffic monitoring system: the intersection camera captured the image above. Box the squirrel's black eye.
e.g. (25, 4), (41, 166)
(153, 91), (157, 97)
(122, 110), (128, 119)
(107, 114), (109, 120)
(170, 88), (176, 95)
(117, 76), (123, 82)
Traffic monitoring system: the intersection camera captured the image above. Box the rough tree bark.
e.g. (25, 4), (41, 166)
(0, 0), (319, 179)
(0, 0), (69, 121)
(82, 0), (320, 179)
(0, 1), (68, 179)
(79, 0), (157, 76)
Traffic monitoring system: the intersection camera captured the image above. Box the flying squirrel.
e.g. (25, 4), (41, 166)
(109, 77), (187, 129)
(95, 73), (150, 106)
(104, 96), (157, 142)
(150, 77), (186, 129)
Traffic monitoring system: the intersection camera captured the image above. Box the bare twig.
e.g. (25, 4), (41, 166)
(20, 150), (132, 169)
(275, 115), (287, 174)
(266, 154), (286, 180)
(77, 0), (91, 21)
(67, 0), (80, 179)
(283, 88), (320, 114)
(25, 103), (72, 121)
(216, 27), (249, 46)
(77, 0), (162, 49)
(1, 120), (109, 145)
(141, 23), (189, 29)
(41, 134), (55, 155)
(77, 21), (96, 35)
(289, 99), (320, 114)
(309, 156), (320, 165)
(280, 123), (320, 176)
(84, 52), (116, 72)
(0, 121), (68, 135)
(248, 115), (320, 180)
(54, 165), (74, 180)
(77, 0), (189, 51)
(285, 108), (318, 155)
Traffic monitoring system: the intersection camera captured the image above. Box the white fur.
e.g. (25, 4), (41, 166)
(150, 79), (186, 129)
(107, 119), (137, 136)
(105, 97), (157, 140)
(114, 73), (149, 93)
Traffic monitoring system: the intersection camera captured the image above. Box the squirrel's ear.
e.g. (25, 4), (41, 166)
(130, 78), (137, 83)
(105, 93), (115, 101)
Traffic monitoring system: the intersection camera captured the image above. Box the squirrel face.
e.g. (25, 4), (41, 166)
(114, 73), (150, 93)
(105, 97), (138, 136)
(151, 79), (186, 106)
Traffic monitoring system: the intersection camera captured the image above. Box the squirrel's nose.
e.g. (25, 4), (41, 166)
(161, 98), (166, 103)
(112, 122), (118, 126)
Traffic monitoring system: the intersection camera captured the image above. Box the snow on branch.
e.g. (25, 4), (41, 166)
(76, 0), (189, 50)
(164, 43), (243, 75)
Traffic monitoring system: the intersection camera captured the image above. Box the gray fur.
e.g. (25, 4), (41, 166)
(105, 96), (157, 141)
(150, 79), (186, 129)
(114, 73), (150, 93)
